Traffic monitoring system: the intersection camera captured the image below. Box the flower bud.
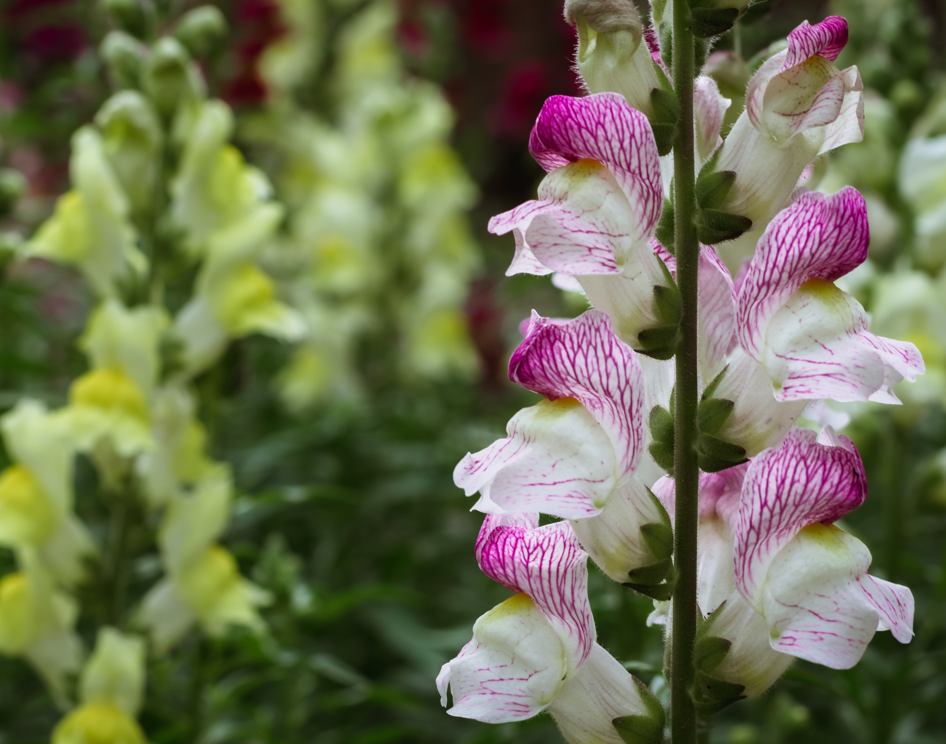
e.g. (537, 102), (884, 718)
(564, 0), (660, 118)
(142, 37), (203, 119)
(174, 6), (228, 59)
(95, 92), (163, 213)
(100, 31), (148, 89)
(98, 0), (149, 38)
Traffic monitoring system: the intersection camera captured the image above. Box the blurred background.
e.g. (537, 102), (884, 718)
(0, 0), (946, 742)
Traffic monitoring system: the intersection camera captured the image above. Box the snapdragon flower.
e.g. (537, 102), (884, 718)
(0, 401), (96, 587)
(455, 311), (670, 583)
(711, 17), (864, 267)
(137, 467), (267, 653)
(52, 628), (147, 744)
(438, 514), (662, 742)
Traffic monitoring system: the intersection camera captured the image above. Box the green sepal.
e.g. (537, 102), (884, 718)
(612, 679), (666, 744)
(653, 284), (682, 327)
(700, 365), (729, 402)
(643, 487), (673, 551)
(696, 433), (748, 473)
(649, 405), (674, 445)
(695, 208), (753, 245)
(627, 556), (673, 586)
(690, 6), (739, 38)
(655, 197), (675, 251)
(694, 635), (732, 674)
(695, 671), (745, 702)
(637, 325), (680, 360)
(658, 22), (673, 72)
(649, 88), (680, 157)
(612, 715), (664, 744)
(624, 581), (673, 601)
(649, 440), (675, 474)
(694, 36), (712, 70)
(695, 169), (737, 210)
(698, 397), (735, 436)
(694, 694), (747, 716)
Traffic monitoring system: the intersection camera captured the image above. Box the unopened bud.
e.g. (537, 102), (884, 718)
(99, 0), (150, 37)
(142, 37), (202, 118)
(174, 6), (228, 59)
(564, 0), (659, 118)
(100, 31), (148, 89)
(95, 92), (163, 212)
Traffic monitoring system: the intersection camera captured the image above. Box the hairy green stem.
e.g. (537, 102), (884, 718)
(670, 1), (700, 742)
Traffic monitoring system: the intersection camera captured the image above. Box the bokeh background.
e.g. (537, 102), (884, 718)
(1, 0), (946, 742)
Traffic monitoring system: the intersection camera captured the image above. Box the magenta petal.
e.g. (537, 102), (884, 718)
(475, 516), (595, 668)
(734, 427), (867, 601)
(510, 310), (644, 478)
(736, 188), (869, 361)
(784, 16), (849, 69)
(528, 93), (663, 241)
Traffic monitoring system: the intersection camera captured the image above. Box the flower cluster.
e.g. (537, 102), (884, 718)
(244, 0), (482, 411)
(441, 8), (921, 740)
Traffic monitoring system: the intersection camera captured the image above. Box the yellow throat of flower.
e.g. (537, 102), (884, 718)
(178, 545), (241, 617)
(214, 263), (277, 334)
(52, 703), (146, 744)
(70, 368), (150, 424)
(0, 465), (58, 544)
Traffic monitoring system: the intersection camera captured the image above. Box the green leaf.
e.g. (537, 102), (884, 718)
(697, 433), (748, 464)
(695, 169), (737, 210)
(613, 714), (664, 744)
(649, 440), (675, 473)
(697, 397), (735, 436)
(650, 122), (676, 157)
(640, 520), (674, 560)
(635, 676), (667, 725)
(695, 635), (732, 673)
(700, 365), (729, 401)
(696, 208), (753, 244)
(691, 6), (739, 38)
(650, 405), (674, 442)
(694, 695), (746, 716)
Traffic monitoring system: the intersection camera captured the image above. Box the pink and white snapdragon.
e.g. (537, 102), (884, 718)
(438, 514), (661, 742)
(712, 17), (864, 266)
(454, 311), (669, 582)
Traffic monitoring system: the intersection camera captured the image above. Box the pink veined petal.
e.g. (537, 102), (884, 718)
(694, 76), (730, 162)
(528, 93), (663, 241)
(736, 187), (869, 361)
(734, 427), (867, 603)
(453, 398), (619, 519)
(784, 16), (849, 68)
(510, 310), (644, 478)
(761, 524), (913, 668)
(818, 66), (865, 155)
(762, 61), (845, 144)
(439, 595), (570, 723)
(857, 574), (914, 643)
(475, 517), (594, 669)
(698, 246), (736, 381)
(762, 278), (924, 403)
(507, 227), (553, 276)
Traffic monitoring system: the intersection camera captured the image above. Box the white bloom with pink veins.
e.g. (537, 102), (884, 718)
(454, 310), (667, 581)
(489, 93), (670, 349)
(734, 427), (914, 668)
(713, 16), (864, 268)
(438, 514), (657, 742)
(736, 187), (923, 404)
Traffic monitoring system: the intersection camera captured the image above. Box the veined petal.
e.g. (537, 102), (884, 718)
(547, 643), (651, 744)
(763, 279), (924, 403)
(734, 428), (866, 605)
(489, 161), (635, 276)
(762, 58), (845, 145)
(528, 93), (662, 241)
(736, 188), (869, 362)
(714, 348), (808, 456)
(510, 311), (643, 477)
(762, 523), (913, 668)
(475, 516), (593, 670)
(454, 399), (618, 519)
(694, 76), (730, 164)
(784, 16), (848, 68)
(570, 476), (665, 582)
(438, 593), (570, 723)
(698, 247), (736, 381)
(818, 66), (865, 156)
(507, 228), (553, 276)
